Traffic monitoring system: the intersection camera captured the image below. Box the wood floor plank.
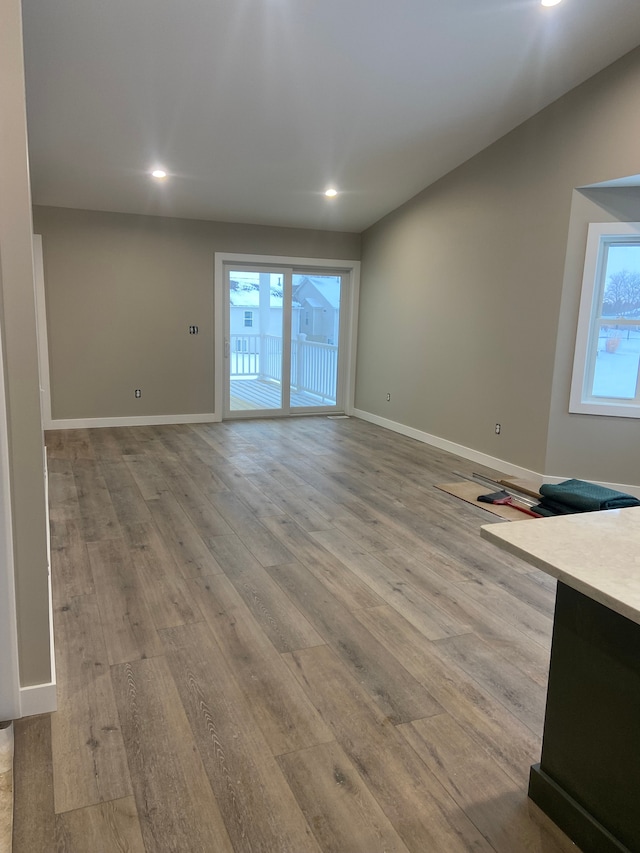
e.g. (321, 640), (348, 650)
(262, 515), (384, 611)
(122, 452), (169, 500)
(88, 426), (142, 458)
(311, 528), (469, 640)
(454, 577), (554, 649)
(47, 429), (96, 461)
(203, 487), (255, 527)
(244, 469), (336, 532)
(161, 621), (323, 853)
(528, 568), (559, 593)
(309, 465), (526, 581)
(123, 522), (203, 630)
(156, 423), (226, 464)
(13, 715), (55, 853)
(226, 477), (287, 518)
(283, 644), (494, 853)
(372, 545), (551, 686)
(192, 449), (287, 518)
(47, 457), (82, 523)
(245, 455), (310, 490)
(399, 714), (577, 853)
(224, 515), (295, 566)
(72, 458), (120, 541)
(146, 490), (225, 579)
(253, 463), (398, 551)
(155, 460), (234, 540)
(278, 741), (411, 853)
(267, 560), (442, 724)
(431, 632), (546, 734)
(125, 424), (159, 443)
(354, 604), (542, 785)
(86, 538), (165, 665)
(289, 480), (400, 550)
(289, 463), (376, 516)
(147, 435), (229, 496)
(373, 539), (501, 588)
(100, 457), (154, 530)
(191, 573), (332, 754)
(50, 518), (94, 604)
(111, 655), (235, 853)
(55, 796), (146, 853)
(206, 533), (326, 652)
(172, 448), (234, 497)
(470, 557), (558, 617)
(44, 429), (67, 457)
(51, 595), (132, 813)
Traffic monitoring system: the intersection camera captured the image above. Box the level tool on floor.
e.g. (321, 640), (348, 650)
(451, 471), (539, 507)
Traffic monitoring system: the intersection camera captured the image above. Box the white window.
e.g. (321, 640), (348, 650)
(570, 222), (640, 417)
(244, 311), (253, 328)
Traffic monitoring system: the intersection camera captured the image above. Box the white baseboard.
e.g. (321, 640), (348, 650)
(352, 408), (542, 482)
(19, 681), (56, 717)
(46, 412), (220, 430)
(352, 408), (640, 499)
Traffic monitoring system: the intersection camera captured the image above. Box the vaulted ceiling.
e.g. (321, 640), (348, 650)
(21, 0), (640, 232)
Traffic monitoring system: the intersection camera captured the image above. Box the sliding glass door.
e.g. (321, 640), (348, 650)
(224, 265), (346, 418)
(227, 269), (285, 414)
(290, 273), (342, 410)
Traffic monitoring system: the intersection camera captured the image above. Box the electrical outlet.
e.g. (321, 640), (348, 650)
(495, 423), (501, 434)
(386, 393), (391, 402)
(189, 325), (199, 335)
(135, 389), (142, 398)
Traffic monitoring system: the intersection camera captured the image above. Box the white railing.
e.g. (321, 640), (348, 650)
(291, 337), (337, 402)
(230, 333), (337, 403)
(230, 334), (261, 376)
(263, 334), (282, 382)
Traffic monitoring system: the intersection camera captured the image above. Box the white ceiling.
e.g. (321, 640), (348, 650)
(21, 0), (640, 233)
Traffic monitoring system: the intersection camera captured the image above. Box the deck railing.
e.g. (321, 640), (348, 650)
(230, 333), (337, 403)
(291, 337), (337, 402)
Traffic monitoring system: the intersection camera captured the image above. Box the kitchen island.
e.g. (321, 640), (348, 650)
(482, 507), (640, 853)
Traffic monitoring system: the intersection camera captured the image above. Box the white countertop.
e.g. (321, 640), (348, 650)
(481, 506), (640, 626)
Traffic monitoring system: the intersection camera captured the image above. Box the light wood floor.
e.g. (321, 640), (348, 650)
(13, 417), (579, 853)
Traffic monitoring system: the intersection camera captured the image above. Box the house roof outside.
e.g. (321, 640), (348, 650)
(295, 277), (341, 309)
(229, 280), (301, 309)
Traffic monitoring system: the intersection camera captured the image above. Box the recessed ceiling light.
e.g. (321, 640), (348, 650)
(325, 188), (338, 197)
(151, 169), (167, 179)
(541, 0), (562, 6)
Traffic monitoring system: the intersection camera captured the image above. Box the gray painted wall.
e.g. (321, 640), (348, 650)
(357, 46), (640, 481)
(1, 0), (51, 687)
(33, 206), (360, 420)
(546, 187), (640, 485)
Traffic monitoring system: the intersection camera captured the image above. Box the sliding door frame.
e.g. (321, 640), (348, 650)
(214, 253), (360, 421)
(224, 264), (290, 419)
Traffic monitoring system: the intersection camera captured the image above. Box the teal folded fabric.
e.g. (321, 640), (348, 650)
(539, 479), (640, 512)
(535, 497), (581, 516)
(531, 504), (560, 517)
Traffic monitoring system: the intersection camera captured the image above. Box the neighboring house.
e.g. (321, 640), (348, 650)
(293, 276), (341, 345)
(229, 278), (301, 349)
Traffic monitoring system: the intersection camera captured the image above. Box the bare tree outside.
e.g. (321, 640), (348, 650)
(603, 269), (640, 316)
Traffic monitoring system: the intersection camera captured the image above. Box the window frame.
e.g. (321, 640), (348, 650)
(243, 310), (253, 328)
(570, 222), (640, 418)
